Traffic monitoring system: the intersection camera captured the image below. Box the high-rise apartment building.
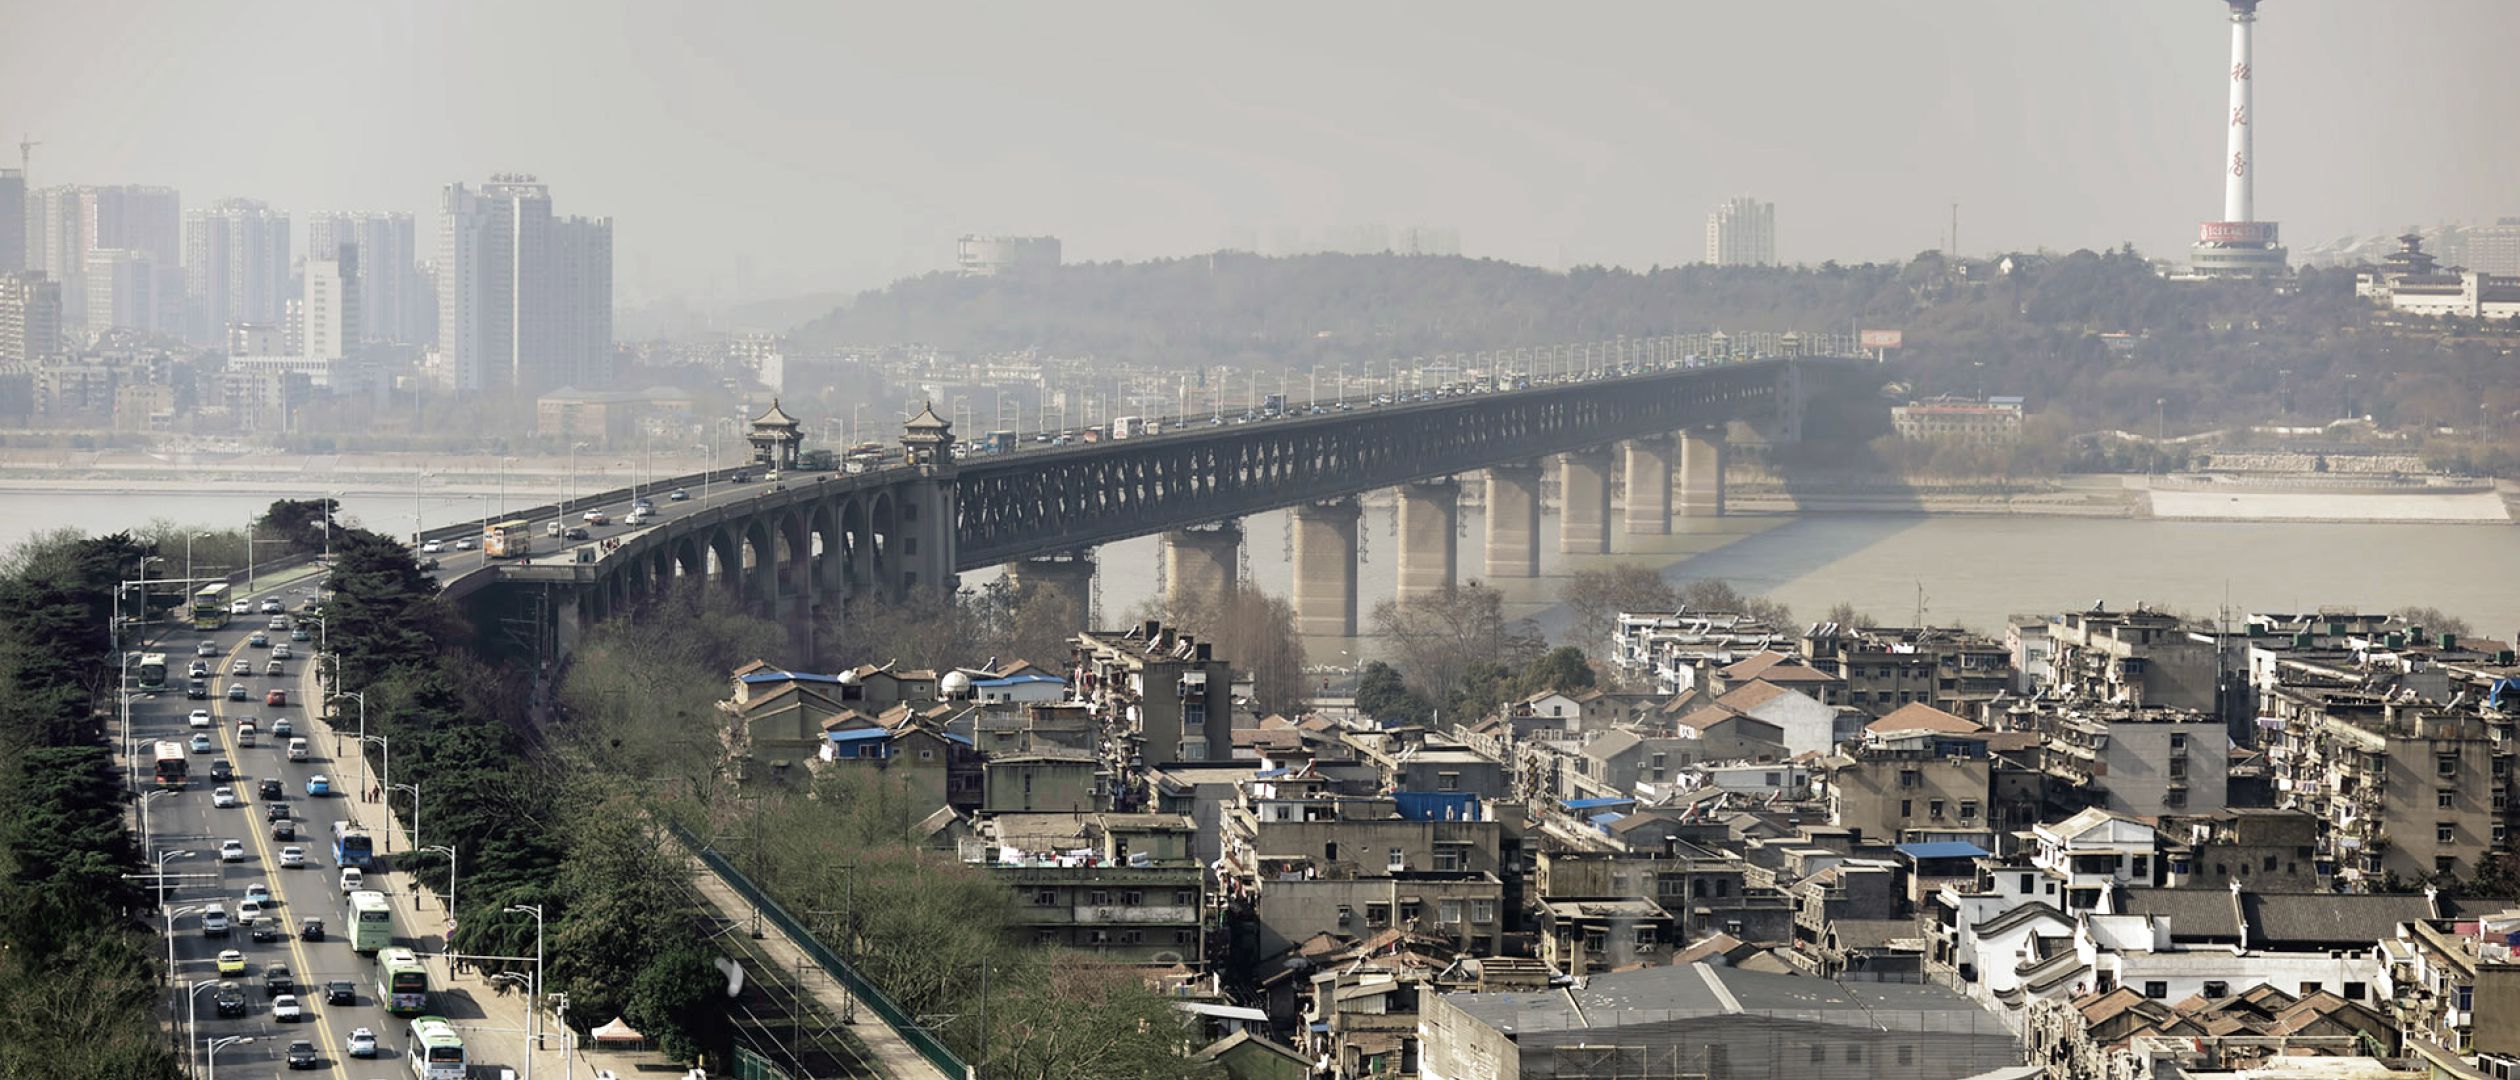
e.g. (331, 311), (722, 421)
(1704, 196), (1776, 267)
(183, 198), (292, 346)
(437, 175), (612, 394)
(83, 248), (165, 335)
(1, 272), (64, 364)
(303, 243), (359, 361)
(0, 169), (25, 274)
(307, 211), (425, 345)
(26, 185), (182, 335)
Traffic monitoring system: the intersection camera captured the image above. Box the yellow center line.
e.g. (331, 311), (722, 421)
(212, 594), (350, 1078)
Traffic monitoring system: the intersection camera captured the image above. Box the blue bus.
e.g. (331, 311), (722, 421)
(333, 821), (374, 868)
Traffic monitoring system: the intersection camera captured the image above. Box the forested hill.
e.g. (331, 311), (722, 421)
(793, 249), (2514, 436)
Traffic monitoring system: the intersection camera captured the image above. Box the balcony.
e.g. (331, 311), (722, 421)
(1070, 905), (1200, 925)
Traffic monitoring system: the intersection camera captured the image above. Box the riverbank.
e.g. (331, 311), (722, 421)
(1727, 473), (2516, 525)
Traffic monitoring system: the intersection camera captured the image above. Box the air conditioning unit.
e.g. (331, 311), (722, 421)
(2478, 1054), (2520, 1080)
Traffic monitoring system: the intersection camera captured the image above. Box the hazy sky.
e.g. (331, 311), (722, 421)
(7, 1), (2515, 307)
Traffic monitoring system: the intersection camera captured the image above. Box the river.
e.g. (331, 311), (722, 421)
(8, 489), (2514, 648)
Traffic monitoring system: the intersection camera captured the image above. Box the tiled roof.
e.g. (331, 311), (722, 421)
(1866, 702), (1982, 736)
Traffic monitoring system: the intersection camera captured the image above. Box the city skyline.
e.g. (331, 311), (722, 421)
(6, 2), (2517, 308)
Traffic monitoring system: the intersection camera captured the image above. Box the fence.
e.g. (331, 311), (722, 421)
(666, 821), (971, 1080)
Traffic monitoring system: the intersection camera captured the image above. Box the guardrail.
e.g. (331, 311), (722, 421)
(666, 821), (970, 1080)
(413, 465), (757, 547)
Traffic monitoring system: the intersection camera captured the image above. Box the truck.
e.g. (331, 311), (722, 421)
(983, 430), (1017, 455)
(799, 448), (838, 471)
(1262, 394), (1286, 418)
(1109, 416), (1146, 440)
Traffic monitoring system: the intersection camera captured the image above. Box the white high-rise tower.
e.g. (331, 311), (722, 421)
(2189, 0), (2287, 278)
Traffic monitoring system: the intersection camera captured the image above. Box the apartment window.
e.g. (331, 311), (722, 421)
(1119, 930), (1145, 945)
(1896, 1046), (1915, 1067)
(1087, 930), (1112, 945)
(2143, 981), (2169, 999)
(1176, 930), (1195, 945)
(2440, 789), (2457, 809)
(1437, 771), (1461, 791)
(2204, 981), (2229, 999)
(2437, 855), (2458, 874)
(1399, 900), (1423, 923)
(1387, 848), (1406, 872)
(1120, 890), (1144, 907)
(2169, 733), (2187, 751)
(1583, 931), (1608, 955)
(1036, 929), (1060, 945)
(1764, 772), (1781, 787)
(1178, 741), (1207, 761)
(1032, 890), (1059, 907)
(2438, 753), (2460, 777)
(1365, 903), (1390, 928)
(1439, 899), (1463, 924)
(1651, 752), (1667, 770)
(1959, 800), (1980, 821)
(1811, 1046), (1827, 1066)
(2169, 757), (2188, 779)
(1899, 769), (1921, 789)
(1899, 799), (1913, 819)
(2438, 822), (2457, 845)
(2164, 788), (2187, 809)
(2132, 856), (2150, 880)
(2020, 873), (2036, 893)
(2497, 790), (2510, 811)
(1088, 890), (1112, 906)
(1183, 704), (1206, 728)
(919, 747), (935, 760)
(1175, 889), (1195, 906)
(2343, 982), (2366, 1001)
(2299, 982), (2321, 996)
(1470, 899), (1495, 924)
(1929, 799), (1946, 820)
(1433, 847), (1465, 872)
(1634, 926), (1658, 948)
(1846, 1045), (1864, 1064)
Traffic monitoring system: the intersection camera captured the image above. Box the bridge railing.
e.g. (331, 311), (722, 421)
(413, 465), (752, 547)
(665, 820), (971, 1080)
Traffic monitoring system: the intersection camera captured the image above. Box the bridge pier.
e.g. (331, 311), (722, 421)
(1623, 435), (1674, 536)
(1679, 427), (1726, 518)
(1557, 447), (1614, 555)
(1291, 497), (1362, 638)
(1162, 522), (1241, 615)
(1396, 478), (1459, 605)
(1007, 550), (1095, 633)
(1483, 462), (1542, 579)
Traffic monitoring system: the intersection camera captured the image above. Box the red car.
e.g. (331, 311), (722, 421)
(265, 689), (288, 707)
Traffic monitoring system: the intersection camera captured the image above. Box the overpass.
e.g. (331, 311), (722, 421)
(431, 345), (1872, 663)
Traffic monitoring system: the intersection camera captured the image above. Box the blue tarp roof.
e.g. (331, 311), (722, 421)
(1562, 797), (1637, 811)
(943, 731), (973, 747)
(972, 674), (1065, 688)
(1254, 768), (1291, 779)
(1590, 811), (1627, 827)
(1393, 791), (1482, 822)
(823, 727), (890, 743)
(1895, 841), (1990, 860)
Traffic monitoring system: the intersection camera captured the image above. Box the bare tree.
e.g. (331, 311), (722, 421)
(1560, 564), (1679, 651)
(1370, 583), (1543, 704)
(1133, 588), (1310, 718)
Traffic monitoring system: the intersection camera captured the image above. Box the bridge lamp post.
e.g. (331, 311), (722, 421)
(203, 1035), (253, 1080)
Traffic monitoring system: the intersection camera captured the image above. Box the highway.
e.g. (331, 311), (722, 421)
(421, 472), (765, 583)
(133, 573), (537, 1079)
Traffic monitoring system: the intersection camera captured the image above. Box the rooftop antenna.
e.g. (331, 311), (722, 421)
(1913, 581), (1928, 630)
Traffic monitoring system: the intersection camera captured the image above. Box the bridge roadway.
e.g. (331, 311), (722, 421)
(434, 354), (1852, 657)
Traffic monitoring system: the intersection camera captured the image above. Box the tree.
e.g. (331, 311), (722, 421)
(1517, 646), (1597, 698)
(1823, 601), (1874, 628)
(1369, 584), (1543, 706)
(1677, 578), (1795, 628)
(1138, 588), (1310, 718)
(1354, 661), (1432, 727)
(1559, 564), (1678, 652)
(2390, 606), (2473, 638)
(258, 497), (341, 554)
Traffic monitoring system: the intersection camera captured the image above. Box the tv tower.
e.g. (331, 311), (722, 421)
(2189, 0), (2287, 278)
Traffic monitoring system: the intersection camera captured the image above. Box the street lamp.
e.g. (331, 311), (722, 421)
(329, 689), (365, 777)
(185, 978), (221, 1076)
(504, 903), (547, 1077)
(184, 531), (211, 592)
(389, 781), (422, 852)
(411, 469), (439, 546)
(162, 901), (199, 1023)
(203, 1034), (253, 1080)
(421, 844), (458, 918)
(567, 442), (589, 510)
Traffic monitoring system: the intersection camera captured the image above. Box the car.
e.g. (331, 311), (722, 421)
(257, 778), (284, 800)
(260, 598), (284, 614)
(213, 982), (247, 1017)
(289, 628), (310, 642)
(345, 1027), (377, 1057)
(189, 733), (213, 753)
(268, 615), (290, 630)
(273, 642), (293, 659)
(202, 907), (230, 937)
(251, 921), (282, 943)
(212, 786), (238, 808)
(197, 640), (219, 657)
(235, 720), (256, 746)
(582, 511), (610, 525)
(420, 539), (444, 554)
(669, 488), (690, 501)
(323, 980), (355, 1005)
(271, 820), (296, 841)
(298, 918), (324, 942)
(264, 659), (285, 676)
(229, 600), (251, 615)
(453, 536), (477, 551)
(272, 717), (293, 738)
(216, 949), (246, 976)
(188, 659), (211, 679)
(565, 527), (590, 541)
(338, 867), (364, 893)
(228, 683), (248, 701)
(305, 775), (331, 797)
(418, 556), (441, 570)
(236, 898), (263, 926)
(285, 1039), (318, 1070)
(231, 658), (251, 676)
(189, 708), (213, 728)
(272, 994), (303, 1022)
(266, 689), (288, 707)
(186, 680), (209, 699)
(248, 632), (269, 648)
(730, 472), (751, 483)
(279, 846), (306, 868)
(218, 839), (247, 862)
(209, 759), (233, 782)
(244, 881), (272, 904)
(264, 965), (295, 997)
(266, 803), (288, 822)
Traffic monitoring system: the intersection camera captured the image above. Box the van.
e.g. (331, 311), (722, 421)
(546, 520), (564, 538)
(236, 721), (257, 747)
(287, 737), (309, 762)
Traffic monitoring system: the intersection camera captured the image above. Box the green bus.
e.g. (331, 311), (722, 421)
(192, 584), (233, 630)
(378, 947), (429, 1015)
(346, 890), (392, 954)
(136, 653), (168, 690)
(404, 1016), (467, 1080)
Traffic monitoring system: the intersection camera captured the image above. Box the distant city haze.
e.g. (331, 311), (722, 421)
(5, 1), (2515, 312)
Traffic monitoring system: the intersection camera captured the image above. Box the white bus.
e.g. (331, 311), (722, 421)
(405, 1016), (466, 1080)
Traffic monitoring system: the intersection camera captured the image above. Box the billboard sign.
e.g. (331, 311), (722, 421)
(1859, 329), (1904, 350)
(2197, 221), (2281, 244)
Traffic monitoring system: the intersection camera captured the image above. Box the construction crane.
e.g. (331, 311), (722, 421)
(16, 134), (36, 177)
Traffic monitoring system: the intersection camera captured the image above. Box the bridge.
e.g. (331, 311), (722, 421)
(430, 346), (1872, 662)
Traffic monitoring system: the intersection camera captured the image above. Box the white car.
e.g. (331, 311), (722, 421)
(337, 867), (364, 894)
(229, 601), (251, 615)
(420, 540), (444, 554)
(189, 709), (213, 728)
(212, 787), (239, 808)
(271, 994), (303, 1022)
(279, 846), (306, 868)
(345, 1027), (378, 1058)
(237, 898), (263, 925)
(218, 840), (247, 862)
